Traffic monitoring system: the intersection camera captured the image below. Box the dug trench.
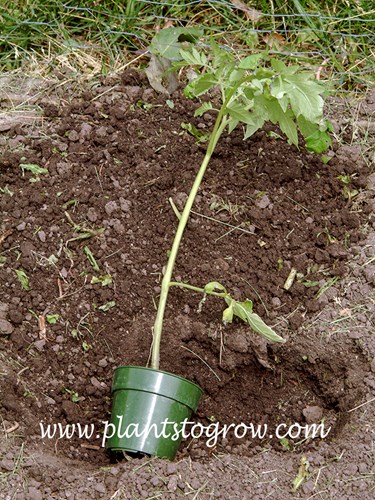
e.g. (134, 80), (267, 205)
(0, 71), (372, 466)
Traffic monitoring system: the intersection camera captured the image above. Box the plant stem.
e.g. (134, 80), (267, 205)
(169, 281), (227, 298)
(150, 111), (228, 370)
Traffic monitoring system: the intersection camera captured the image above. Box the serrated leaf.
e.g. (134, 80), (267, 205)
(248, 78), (264, 95)
(209, 38), (235, 68)
(244, 115), (265, 139)
(238, 53), (263, 70)
(277, 94), (289, 113)
(194, 101), (213, 117)
(285, 74), (324, 122)
(225, 101), (253, 124)
(270, 102), (298, 146)
(227, 118), (239, 134)
(15, 269), (30, 290)
(184, 73), (218, 98)
(204, 281), (227, 294)
(180, 47), (207, 66)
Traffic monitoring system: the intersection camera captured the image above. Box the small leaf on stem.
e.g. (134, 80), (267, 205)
(238, 53), (263, 70)
(204, 281), (227, 294)
(222, 302), (234, 324)
(194, 101), (214, 117)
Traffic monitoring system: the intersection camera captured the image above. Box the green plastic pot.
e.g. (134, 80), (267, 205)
(106, 366), (203, 460)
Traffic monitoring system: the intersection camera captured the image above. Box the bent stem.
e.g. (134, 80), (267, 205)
(151, 110), (229, 370)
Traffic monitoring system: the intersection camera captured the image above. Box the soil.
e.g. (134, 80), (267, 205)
(0, 70), (374, 499)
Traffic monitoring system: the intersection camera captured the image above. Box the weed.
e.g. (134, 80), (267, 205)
(210, 195), (244, 220)
(337, 174), (359, 201)
(98, 301), (116, 312)
(63, 388), (80, 403)
(46, 314), (59, 325)
(91, 275), (113, 287)
(14, 269), (29, 290)
(84, 246), (100, 272)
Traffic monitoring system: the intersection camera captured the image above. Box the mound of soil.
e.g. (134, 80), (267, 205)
(0, 73), (374, 498)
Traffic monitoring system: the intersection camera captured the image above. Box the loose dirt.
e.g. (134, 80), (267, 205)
(0, 71), (374, 499)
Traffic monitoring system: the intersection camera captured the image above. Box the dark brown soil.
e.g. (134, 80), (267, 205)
(0, 72), (374, 499)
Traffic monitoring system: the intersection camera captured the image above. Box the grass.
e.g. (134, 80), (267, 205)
(0, 0), (373, 87)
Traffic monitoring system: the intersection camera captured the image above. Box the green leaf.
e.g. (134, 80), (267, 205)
(98, 301), (116, 312)
(82, 341), (92, 352)
(223, 303), (234, 324)
(292, 457), (310, 492)
(181, 122), (209, 143)
(149, 27), (202, 61)
(271, 72), (324, 123)
(232, 300), (253, 320)
(46, 314), (60, 324)
(209, 38), (235, 68)
(20, 163), (48, 176)
(248, 78), (265, 95)
(225, 101), (254, 124)
(285, 74), (324, 122)
(302, 280), (319, 287)
(244, 115), (265, 139)
(227, 118), (239, 134)
(204, 281), (227, 294)
(180, 47), (207, 66)
(15, 269), (29, 290)
(228, 68), (245, 83)
(270, 59), (288, 72)
(91, 275), (113, 287)
(271, 59), (300, 75)
(194, 101), (213, 117)
(305, 129), (332, 153)
(71, 391), (80, 402)
(277, 94), (289, 113)
(229, 300), (285, 343)
(184, 73), (218, 98)
(47, 254), (58, 265)
(238, 53), (263, 70)
(245, 313), (286, 343)
(83, 246), (100, 272)
(296, 114), (318, 138)
(270, 102), (298, 146)
(321, 155), (332, 164)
